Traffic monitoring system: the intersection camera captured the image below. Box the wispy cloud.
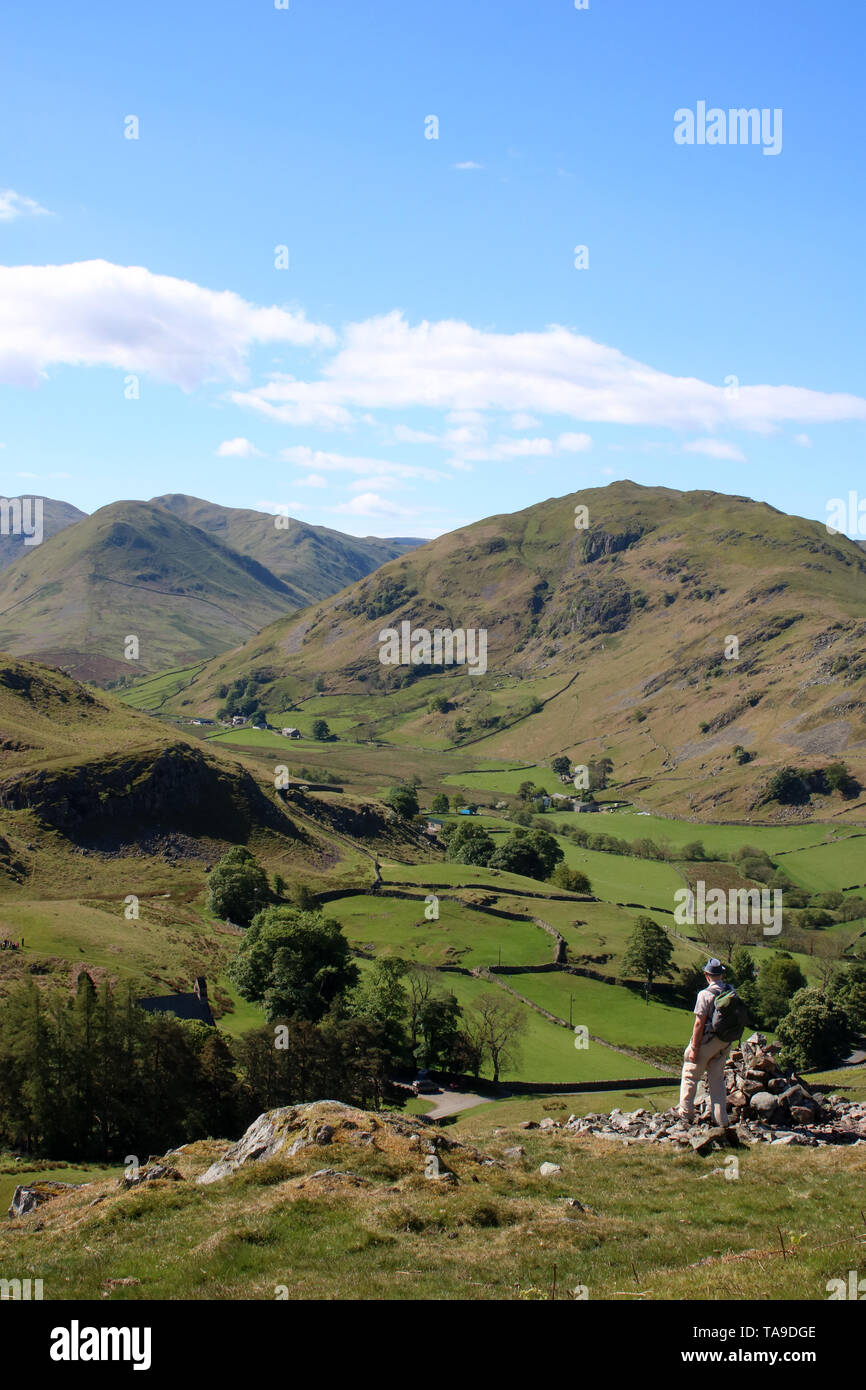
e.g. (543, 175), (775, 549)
(683, 437), (746, 462)
(0, 189), (52, 222)
(453, 161), (483, 170)
(233, 310), (866, 435)
(279, 445), (446, 483)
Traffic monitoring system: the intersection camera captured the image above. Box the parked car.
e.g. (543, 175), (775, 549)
(413, 1079), (441, 1095)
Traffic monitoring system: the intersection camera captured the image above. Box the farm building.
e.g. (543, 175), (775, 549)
(282, 727), (301, 738)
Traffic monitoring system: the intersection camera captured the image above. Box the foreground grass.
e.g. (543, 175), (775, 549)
(2, 1119), (863, 1301)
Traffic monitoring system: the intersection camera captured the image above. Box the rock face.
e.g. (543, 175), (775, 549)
(8, 1181), (83, 1219)
(196, 1099), (500, 1186)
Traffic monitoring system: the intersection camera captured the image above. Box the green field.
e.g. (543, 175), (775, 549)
(119, 663), (207, 711)
(439, 971), (660, 1084)
(332, 893), (551, 971)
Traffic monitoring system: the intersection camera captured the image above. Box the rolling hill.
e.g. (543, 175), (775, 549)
(151, 494), (425, 600)
(0, 496), (86, 571)
(164, 482), (866, 820)
(0, 500), (308, 682)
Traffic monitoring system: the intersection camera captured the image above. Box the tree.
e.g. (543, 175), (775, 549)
(272, 872), (287, 898)
(551, 756), (572, 779)
(229, 907), (359, 1022)
(825, 761), (861, 799)
(488, 828), (564, 881)
(755, 952), (807, 1029)
(550, 863), (591, 894)
(827, 963), (866, 1031)
(418, 994), (462, 1069)
(766, 767), (809, 805)
(621, 916), (675, 1003)
(347, 957), (409, 1059)
(517, 781), (537, 802)
(588, 757), (613, 791)
(776, 988), (853, 1071)
(430, 793), (449, 815)
(471, 993), (527, 1085)
(311, 719), (331, 741)
(730, 946), (756, 986)
(445, 821), (495, 866)
(207, 849), (270, 926)
(384, 784), (419, 819)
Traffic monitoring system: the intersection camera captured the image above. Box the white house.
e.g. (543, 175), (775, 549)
(282, 727), (301, 738)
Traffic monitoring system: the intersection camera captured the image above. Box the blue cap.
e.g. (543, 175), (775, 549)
(703, 958), (725, 976)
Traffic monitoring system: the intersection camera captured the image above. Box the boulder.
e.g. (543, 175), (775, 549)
(122, 1163), (184, 1188)
(748, 1091), (786, 1124)
(8, 1180), (82, 1219)
(539, 1162), (561, 1176)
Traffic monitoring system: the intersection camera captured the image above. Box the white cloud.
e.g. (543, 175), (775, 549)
(453, 161), (483, 170)
(279, 445), (446, 483)
(330, 491), (417, 519)
(0, 260), (334, 389)
(390, 424), (441, 444)
(0, 189), (51, 222)
(449, 431), (592, 464)
(682, 437), (746, 462)
(509, 412), (540, 430)
(215, 437), (263, 458)
(232, 311), (866, 434)
(16, 470), (38, 478)
(7, 265), (865, 441)
(297, 473), (328, 487)
(557, 432), (593, 453)
(793, 433), (813, 448)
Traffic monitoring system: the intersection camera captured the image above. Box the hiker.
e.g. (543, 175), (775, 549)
(678, 958), (734, 1127)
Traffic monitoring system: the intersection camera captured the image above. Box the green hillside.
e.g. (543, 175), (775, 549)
(151, 494), (424, 599)
(162, 482), (866, 822)
(0, 500), (298, 681)
(0, 496), (86, 571)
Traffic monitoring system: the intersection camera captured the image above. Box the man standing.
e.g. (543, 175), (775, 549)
(679, 958), (731, 1126)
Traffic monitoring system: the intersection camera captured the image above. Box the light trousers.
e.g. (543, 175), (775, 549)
(679, 1036), (730, 1127)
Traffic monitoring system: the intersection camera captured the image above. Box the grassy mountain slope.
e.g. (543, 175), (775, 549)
(165, 482), (866, 820)
(0, 501), (301, 681)
(3, 1099), (864, 1301)
(0, 496), (86, 571)
(151, 494), (426, 601)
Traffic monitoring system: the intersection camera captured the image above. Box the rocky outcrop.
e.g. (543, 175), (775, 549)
(196, 1099), (499, 1186)
(0, 741), (297, 843)
(8, 1180), (83, 1218)
(120, 1162), (184, 1189)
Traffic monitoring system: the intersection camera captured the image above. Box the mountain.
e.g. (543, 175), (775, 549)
(150, 494), (425, 600)
(0, 500), (300, 682)
(0, 496), (86, 572)
(165, 482), (866, 820)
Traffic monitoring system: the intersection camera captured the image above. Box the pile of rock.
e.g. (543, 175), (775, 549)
(555, 1036), (866, 1150)
(716, 1033), (827, 1128)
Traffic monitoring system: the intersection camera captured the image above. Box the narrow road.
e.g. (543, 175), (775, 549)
(423, 1090), (490, 1120)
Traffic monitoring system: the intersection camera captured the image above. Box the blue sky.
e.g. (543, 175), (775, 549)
(1, 0), (864, 538)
